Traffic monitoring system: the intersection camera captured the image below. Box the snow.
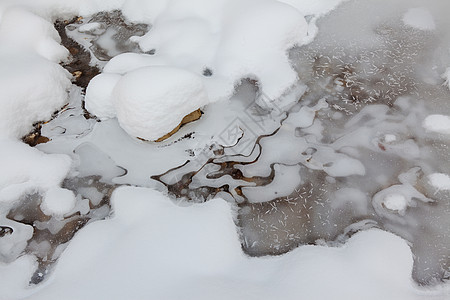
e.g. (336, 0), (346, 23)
(444, 68), (450, 90)
(0, 255), (37, 300)
(402, 7), (436, 31)
(0, 7), (69, 63)
(384, 193), (408, 212)
(40, 187), (76, 218)
(84, 0), (314, 139)
(0, 50), (72, 139)
(113, 66), (209, 141)
(78, 22), (101, 33)
(0, 0), (449, 299)
(0, 139), (71, 204)
(0, 218), (33, 263)
(422, 114), (450, 135)
(84, 73), (121, 120)
(25, 187), (434, 300)
(428, 173), (450, 192)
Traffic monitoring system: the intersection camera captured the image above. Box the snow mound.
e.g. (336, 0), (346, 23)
(384, 193), (408, 212)
(111, 66), (209, 141)
(0, 7), (72, 139)
(0, 139), (72, 204)
(85, 73), (121, 120)
(422, 114), (450, 135)
(428, 173), (450, 192)
(402, 7), (436, 31)
(40, 187), (76, 218)
(24, 186), (429, 300)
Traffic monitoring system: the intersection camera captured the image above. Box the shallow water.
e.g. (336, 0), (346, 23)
(5, 0), (450, 286)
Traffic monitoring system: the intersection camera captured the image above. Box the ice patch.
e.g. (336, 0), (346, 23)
(422, 114), (450, 135)
(402, 7), (436, 31)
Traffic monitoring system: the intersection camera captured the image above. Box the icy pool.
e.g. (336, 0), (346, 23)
(2, 0), (450, 296)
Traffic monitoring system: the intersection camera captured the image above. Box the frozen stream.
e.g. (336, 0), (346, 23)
(4, 0), (450, 287)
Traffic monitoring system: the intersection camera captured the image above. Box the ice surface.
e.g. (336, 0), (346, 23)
(402, 7), (436, 31)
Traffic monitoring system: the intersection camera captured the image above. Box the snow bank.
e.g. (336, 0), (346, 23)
(0, 0), (346, 141)
(0, 51), (72, 139)
(23, 186), (433, 300)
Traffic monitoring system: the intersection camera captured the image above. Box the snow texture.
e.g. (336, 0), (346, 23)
(428, 173), (450, 192)
(85, 0), (311, 139)
(423, 114), (450, 135)
(40, 187), (76, 218)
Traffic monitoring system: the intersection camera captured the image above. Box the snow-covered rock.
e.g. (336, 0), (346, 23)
(0, 139), (71, 204)
(85, 0), (314, 140)
(112, 66), (209, 141)
(40, 187), (77, 218)
(22, 186), (430, 300)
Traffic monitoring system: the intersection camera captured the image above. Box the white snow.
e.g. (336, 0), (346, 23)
(402, 7), (436, 31)
(112, 66), (209, 141)
(0, 50), (72, 139)
(78, 22), (101, 33)
(40, 187), (76, 218)
(0, 7), (69, 63)
(384, 134), (397, 143)
(84, 73), (121, 120)
(428, 173), (450, 192)
(0, 255), (37, 300)
(384, 193), (408, 212)
(444, 67), (450, 90)
(1, 0), (449, 299)
(0, 139), (71, 204)
(422, 114), (450, 135)
(24, 187), (433, 300)
(84, 0), (316, 139)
